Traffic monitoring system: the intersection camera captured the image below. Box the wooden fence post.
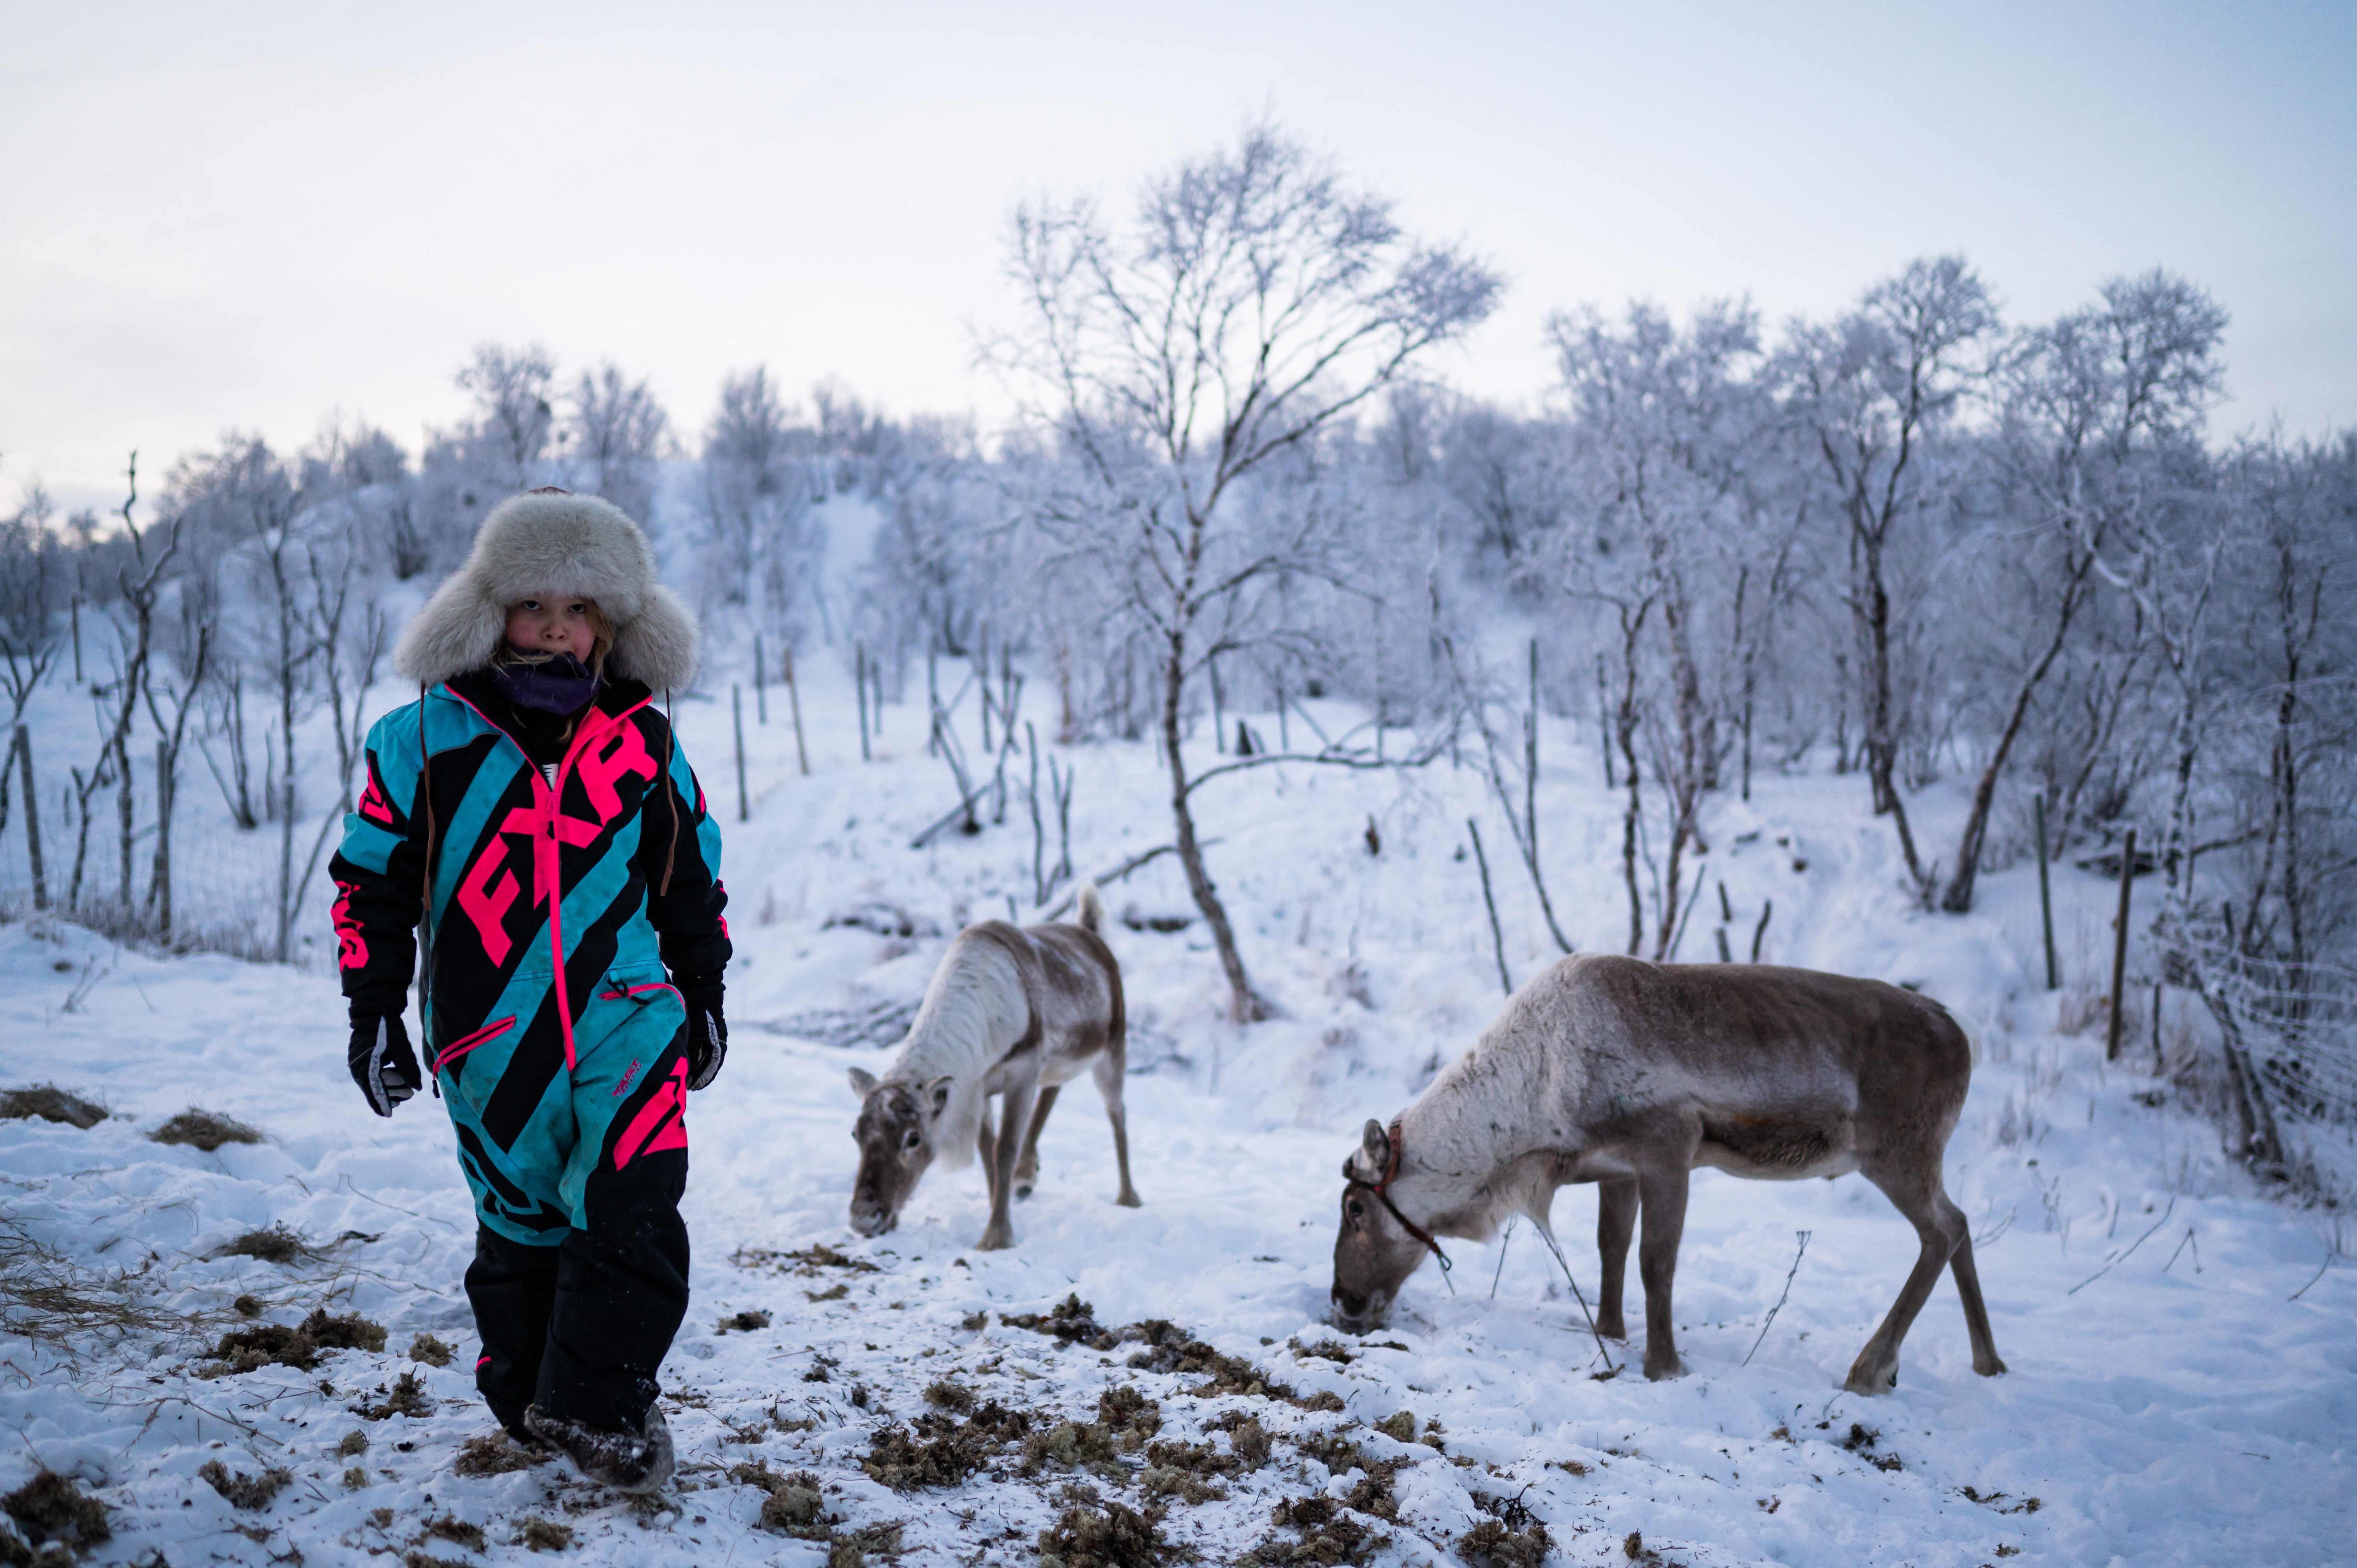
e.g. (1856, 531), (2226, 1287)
(855, 645), (872, 763)
(2106, 828), (2136, 1062)
(732, 684), (749, 823)
(754, 635), (768, 725)
(2034, 792), (2058, 990)
(16, 725), (47, 909)
(783, 646), (809, 777)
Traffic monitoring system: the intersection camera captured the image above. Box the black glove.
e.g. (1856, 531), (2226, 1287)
(677, 978), (726, 1091)
(348, 1010), (422, 1117)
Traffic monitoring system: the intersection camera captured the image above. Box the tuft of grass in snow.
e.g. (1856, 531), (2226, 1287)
(417, 1515), (486, 1553)
(1097, 1385), (1162, 1448)
(1037, 1497), (1173, 1568)
(1119, 1317), (1300, 1401)
(198, 1460), (292, 1511)
(451, 1434), (536, 1477)
(150, 1110), (263, 1152)
(200, 1307), (386, 1376)
(1249, 1495), (1384, 1566)
(0, 1218), (188, 1350)
(515, 1515), (573, 1552)
(0, 1085), (106, 1129)
(730, 1243), (880, 1277)
(353, 1370), (434, 1421)
(1459, 1490), (1550, 1568)
(406, 1332), (453, 1367)
(1002, 1292), (1110, 1346)
(210, 1224), (316, 1264)
(717, 1308), (773, 1333)
(2, 1470), (111, 1553)
(863, 1399), (1034, 1490)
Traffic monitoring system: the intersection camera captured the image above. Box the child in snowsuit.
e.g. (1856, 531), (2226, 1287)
(329, 489), (728, 1492)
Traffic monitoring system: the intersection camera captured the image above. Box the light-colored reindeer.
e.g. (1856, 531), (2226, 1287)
(1329, 954), (2005, 1395)
(846, 885), (1139, 1250)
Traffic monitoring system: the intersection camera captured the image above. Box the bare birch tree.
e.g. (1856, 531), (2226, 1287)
(997, 120), (1502, 1019)
(1782, 256), (1997, 899)
(1941, 272), (2226, 910)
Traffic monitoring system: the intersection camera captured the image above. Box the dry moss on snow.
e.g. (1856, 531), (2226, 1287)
(0, 1086), (106, 1129)
(1037, 1497), (1175, 1568)
(1, 1471), (110, 1556)
(198, 1460), (292, 1511)
(209, 1223), (317, 1264)
(150, 1109), (263, 1151)
(200, 1307), (387, 1376)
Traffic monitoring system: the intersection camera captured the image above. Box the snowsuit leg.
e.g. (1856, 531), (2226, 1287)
(466, 1226), (560, 1436)
(446, 980), (692, 1430)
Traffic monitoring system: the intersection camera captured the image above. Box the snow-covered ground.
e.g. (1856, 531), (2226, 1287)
(3, 652), (2351, 1567)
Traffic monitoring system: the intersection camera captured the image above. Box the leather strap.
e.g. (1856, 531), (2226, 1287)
(1349, 1118), (1454, 1283)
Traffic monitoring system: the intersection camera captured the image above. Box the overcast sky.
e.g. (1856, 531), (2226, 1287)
(4, 0), (2350, 511)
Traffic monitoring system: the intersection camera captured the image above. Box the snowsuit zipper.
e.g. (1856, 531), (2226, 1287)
(443, 687), (655, 1074)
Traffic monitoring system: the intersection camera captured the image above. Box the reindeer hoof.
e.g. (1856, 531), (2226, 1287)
(1014, 1181), (1034, 1201)
(1843, 1360), (1899, 1396)
(1974, 1354), (2008, 1378)
(1115, 1188), (1141, 1209)
(975, 1224), (1014, 1252)
(1643, 1351), (1686, 1381)
(1595, 1314), (1627, 1341)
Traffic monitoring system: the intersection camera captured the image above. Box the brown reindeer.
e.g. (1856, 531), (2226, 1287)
(1329, 954), (2005, 1395)
(847, 885), (1138, 1250)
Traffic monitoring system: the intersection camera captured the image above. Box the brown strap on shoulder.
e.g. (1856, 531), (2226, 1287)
(658, 689), (680, 897)
(416, 684), (437, 1023)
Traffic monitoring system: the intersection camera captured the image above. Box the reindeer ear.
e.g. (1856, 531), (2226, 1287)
(924, 1076), (954, 1117)
(847, 1067), (879, 1098)
(1360, 1119), (1391, 1174)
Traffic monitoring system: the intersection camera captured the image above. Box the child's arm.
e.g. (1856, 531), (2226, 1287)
(640, 712), (732, 1087)
(329, 712), (428, 1112)
(638, 714), (731, 978)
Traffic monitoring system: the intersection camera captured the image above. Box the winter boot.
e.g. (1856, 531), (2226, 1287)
(523, 1401), (674, 1493)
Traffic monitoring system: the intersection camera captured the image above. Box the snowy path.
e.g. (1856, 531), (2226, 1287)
(4, 911), (2350, 1567)
(3, 697), (2352, 1566)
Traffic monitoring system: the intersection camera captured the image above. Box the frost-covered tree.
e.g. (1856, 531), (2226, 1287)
(566, 362), (670, 524)
(456, 343), (558, 489)
(698, 366), (824, 646)
(996, 119), (1502, 1019)
(1780, 256), (1999, 899)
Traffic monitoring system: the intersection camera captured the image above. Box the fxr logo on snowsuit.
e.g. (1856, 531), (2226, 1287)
(454, 720), (659, 966)
(614, 1059), (689, 1169)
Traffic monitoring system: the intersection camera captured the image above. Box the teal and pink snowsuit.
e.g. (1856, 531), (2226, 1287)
(330, 668), (728, 1432)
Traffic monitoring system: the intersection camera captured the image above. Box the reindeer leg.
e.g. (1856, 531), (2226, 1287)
(1948, 1201), (2007, 1377)
(1637, 1164), (1689, 1380)
(1014, 1084), (1060, 1199)
(1094, 1049), (1141, 1208)
(1846, 1165), (1973, 1394)
(1595, 1176), (1638, 1341)
(977, 1081), (1034, 1251)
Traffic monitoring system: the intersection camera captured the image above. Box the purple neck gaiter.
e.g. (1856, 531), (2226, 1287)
(491, 652), (601, 716)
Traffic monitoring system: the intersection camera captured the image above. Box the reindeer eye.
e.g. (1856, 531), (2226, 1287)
(1346, 1199), (1365, 1221)
(902, 1130), (921, 1151)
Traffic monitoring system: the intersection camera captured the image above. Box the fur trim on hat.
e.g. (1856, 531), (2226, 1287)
(394, 491), (700, 690)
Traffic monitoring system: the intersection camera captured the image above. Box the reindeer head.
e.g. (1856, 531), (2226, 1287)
(846, 1068), (953, 1237)
(1330, 1118), (1434, 1333)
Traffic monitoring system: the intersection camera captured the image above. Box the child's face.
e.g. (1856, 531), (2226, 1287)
(505, 594), (599, 664)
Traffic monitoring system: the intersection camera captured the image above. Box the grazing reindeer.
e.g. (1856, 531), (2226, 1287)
(846, 885), (1139, 1250)
(1329, 954), (2005, 1395)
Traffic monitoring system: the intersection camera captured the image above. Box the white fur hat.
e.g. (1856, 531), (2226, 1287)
(394, 490), (700, 690)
